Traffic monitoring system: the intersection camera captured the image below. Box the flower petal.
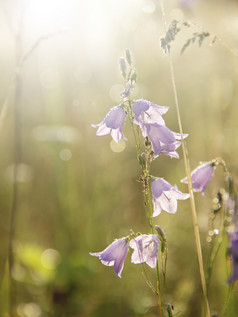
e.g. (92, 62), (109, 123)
(181, 162), (214, 195)
(159, 191), (178, 214)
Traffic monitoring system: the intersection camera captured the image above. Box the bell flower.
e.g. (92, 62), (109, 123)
(151, 177), (190, 217)
(92, 106), (126, 144)
(181, 162), (215, 195)
(132, 99), (169, 137)
(129, 234), (160, 268)
(145, 123), (187, 158)
(90, 238), (129, 278)
(227, 231), (238, 284)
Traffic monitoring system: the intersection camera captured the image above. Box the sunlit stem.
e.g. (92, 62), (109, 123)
(147, 182), (155, 233)
(159, 1), (211, 316)
(214, 157), (230, 175)
(127, 98), (140, 158)
(131, 121), (140, 158)
(156, 261), (163, 317)
(146, 179), (162, 317)
(141, 262), (158, 295)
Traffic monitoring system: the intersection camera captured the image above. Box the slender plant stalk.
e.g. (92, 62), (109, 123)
(159, 1), (211, 316)
(156, 261), (163, 317)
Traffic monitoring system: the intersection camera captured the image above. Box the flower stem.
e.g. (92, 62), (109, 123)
(157, 261), (163, 317)
(147, 179), (162, 317)
(159, 1), (211, 316)
(127, 99), (140, 158)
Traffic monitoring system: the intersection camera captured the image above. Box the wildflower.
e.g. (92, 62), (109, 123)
(92, 106), (126, 144)
(90, 239), (128, 278)
(145, 123), (186, 158)
(129, 234), (160, 268)
(227, 231), (238, 284)
(132, 99), (169, 137)
(181, 162), (215, 195)
(151, 178), (190, 217)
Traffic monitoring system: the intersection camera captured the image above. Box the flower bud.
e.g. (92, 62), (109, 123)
(130, 70), (137, 83)
(167, 304), (174, 317)
(145, 136), (151, 147)
(155, 225), (166, 240)
(138, 153), (147, 169)
(119, 57), (127, 79)
(155, 225), (166, 253)
(125, 48), (132, 65)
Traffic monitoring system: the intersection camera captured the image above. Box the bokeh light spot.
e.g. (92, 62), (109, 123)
(142, 0), (156, 14)
(59, 148), (72, 161)
(110, 139), (126, 153)
(17, 302), (41, 317)
(41, 249), (61, 270)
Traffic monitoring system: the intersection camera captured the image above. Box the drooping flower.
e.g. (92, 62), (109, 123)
(181, 162), (215, 196)
(92, 106), (126, 144)
(90, 238), (129, 278)
(151, 178), (190, 217)
(145, 123), (187, 158)
(227, 231), (238, 284)
(129, 234), (160, 268)
(132, 99), (169, 137)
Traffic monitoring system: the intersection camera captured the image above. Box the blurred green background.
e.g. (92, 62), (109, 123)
(0, 0), (238, 316)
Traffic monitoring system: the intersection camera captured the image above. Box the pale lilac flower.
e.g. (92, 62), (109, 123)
(145, 123), (186, 158)
(92, 106), (126, 144)
(132, 99), (169, 137)
(181, 162), (215, 196)
(129, 234), (160, 268)
(90, 239), (128, 278)
(160, 141), (182, 159)
(151, 178), (190, 217)
(227, 231), (238, 284)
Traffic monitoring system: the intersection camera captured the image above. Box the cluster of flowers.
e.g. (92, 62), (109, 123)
(92, 99), (185, 158)
(90, 55), (238, 284)
(90, 97), (220, 277)
(90, 98), (192, 276)
(90, 234), (160, 278)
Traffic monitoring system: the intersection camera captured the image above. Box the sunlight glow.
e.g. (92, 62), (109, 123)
(24, 0), (71, 35)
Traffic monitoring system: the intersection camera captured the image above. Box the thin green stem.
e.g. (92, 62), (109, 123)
(127, 99), (140, 158)
(147, 183), (155, 233)
(146, 180), (162, 316)
(141, 262), (158, 295)
(159, 1), (211, 316)
(156, 261), (163, 317)
(131, 121), (140, 158)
